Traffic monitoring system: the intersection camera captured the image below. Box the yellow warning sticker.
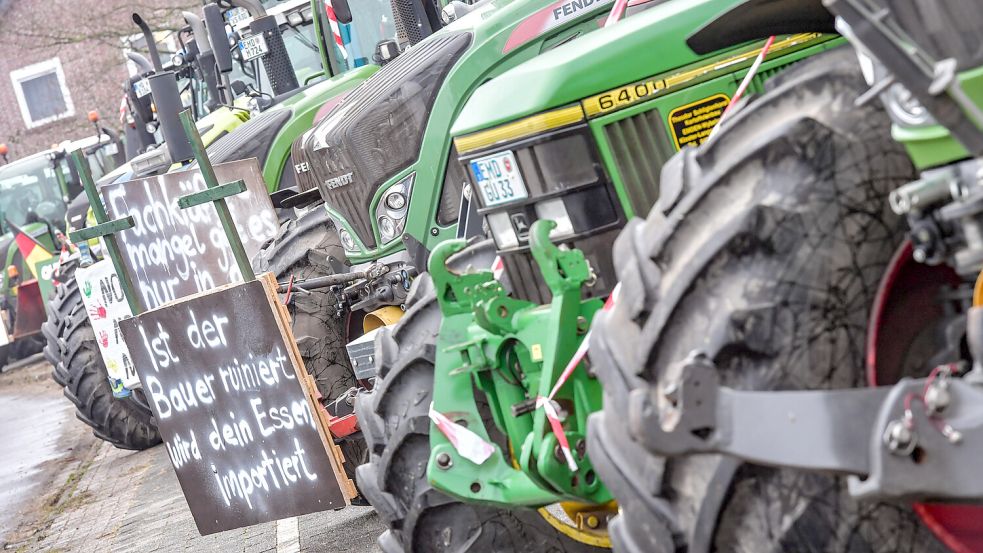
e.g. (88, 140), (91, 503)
(667, 94), (730, 150)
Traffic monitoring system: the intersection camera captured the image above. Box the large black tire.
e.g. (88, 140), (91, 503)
(43, 258), (78, 386)
(355, 272), (607, 553)
(60, 283), (161, 449)
(252, 208), (366, 479)
(588, 49), (946, 552)
(252, 208), (356, 401)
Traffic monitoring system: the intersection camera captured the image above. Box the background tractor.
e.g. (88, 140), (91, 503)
(0, 133), (123, 369)
(43, 0), (455, 452)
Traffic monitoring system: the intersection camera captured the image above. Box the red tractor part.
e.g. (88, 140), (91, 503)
(867, 241), (983, 553)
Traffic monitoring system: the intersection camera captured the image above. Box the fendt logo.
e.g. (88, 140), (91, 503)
(294, 161), (310, 174)
(551, 0), (608, 21)
(323, 172), (354, 190)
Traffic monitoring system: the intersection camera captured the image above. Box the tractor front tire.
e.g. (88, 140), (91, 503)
(252, 208), (365, 478)
(588, 48), (946, 552)
(43, 258), (78, 386)
(355, 274), (606, 553)
(253, 208), (356, 401)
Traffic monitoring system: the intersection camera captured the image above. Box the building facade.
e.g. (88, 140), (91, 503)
(0, 0), (192, 159)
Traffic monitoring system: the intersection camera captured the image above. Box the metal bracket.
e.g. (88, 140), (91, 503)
(633, 351), (983, 501)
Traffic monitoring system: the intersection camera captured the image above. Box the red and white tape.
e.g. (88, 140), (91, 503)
(537, 282), (622, 471)
(709, 35), (776, 139)
(604, 0), (630, 27)
(429, 402), (495, 465)
(324, 1), (348, 59)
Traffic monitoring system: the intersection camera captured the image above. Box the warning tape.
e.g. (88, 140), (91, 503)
(429, 402), (496, 465)
(709, 35), (776, 140)
(324, 1), (348, 60)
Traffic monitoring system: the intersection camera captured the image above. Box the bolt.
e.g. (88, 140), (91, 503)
(470, 482), (481, 493)
(431, 227), (439, 236)
(924, 380), (951, 415)
(913, 248), (927, 263)
(436, 452), (453, 469)
(883, 419), (916, 456)
(575, 439), (586, 459)
(586, 515), (600, 529)
(576, 316), (588, 335)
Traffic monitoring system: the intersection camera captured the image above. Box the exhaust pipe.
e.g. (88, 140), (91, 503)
(223, 0), (298, 96)
(133, 13), (194, 163)
(184, 11), (223, 109)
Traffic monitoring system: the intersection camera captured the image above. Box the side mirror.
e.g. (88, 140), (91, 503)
(331, 0), (352, 24)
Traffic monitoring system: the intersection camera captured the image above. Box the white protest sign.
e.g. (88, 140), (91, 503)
(75, 260), (140, 390)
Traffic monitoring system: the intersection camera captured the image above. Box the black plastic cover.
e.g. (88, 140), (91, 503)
(206, 107), (293, 182)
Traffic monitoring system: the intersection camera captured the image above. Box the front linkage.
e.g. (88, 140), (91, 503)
(635, 322), (983, 502)
(426, 220), (612, 520)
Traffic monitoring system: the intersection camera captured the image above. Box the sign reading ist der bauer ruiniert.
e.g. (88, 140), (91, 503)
(119, 276), (348, 534)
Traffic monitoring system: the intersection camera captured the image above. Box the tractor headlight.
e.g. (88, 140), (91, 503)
(339, 227), (357, 252)
(384, 191), (406, 210)
(375, 173), (413, 244)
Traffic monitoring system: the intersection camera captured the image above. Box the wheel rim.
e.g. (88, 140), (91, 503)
(866, 240), (983, 553)
(536, 502), (613, 548)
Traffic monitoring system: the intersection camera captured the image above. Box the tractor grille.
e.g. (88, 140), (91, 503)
(603, 109), (676, 217)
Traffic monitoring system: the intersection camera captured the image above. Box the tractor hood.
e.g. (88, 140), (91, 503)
(295, 0), (620, 254)
(204, 65), (378, 191)
(452, 0), (750, 136)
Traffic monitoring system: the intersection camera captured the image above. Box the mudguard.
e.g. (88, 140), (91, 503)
(687, 0), (835, 55)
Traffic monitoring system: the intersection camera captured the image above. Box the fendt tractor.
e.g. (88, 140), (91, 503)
(43, 0), (457, 451)
(583, 0), (983, 551)
(279, 0), (843, 549)
(0, 132), (123, 369)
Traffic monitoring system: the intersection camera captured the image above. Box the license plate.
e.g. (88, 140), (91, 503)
(133, 78), (151, 98)
(226, 7), (250, 29)
(239, 33), (269, 62)
(470, 151), (527, 207)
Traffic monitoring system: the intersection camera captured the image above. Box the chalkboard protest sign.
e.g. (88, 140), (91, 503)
(119, 273), (353, 534)
(100, 158), (277, 312)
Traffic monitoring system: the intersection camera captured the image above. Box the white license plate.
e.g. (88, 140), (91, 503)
(226, 7), (250, 29)
(239, 34), (269, 62)
(470, 151), (528, 207)
(133, 78), (151, 98)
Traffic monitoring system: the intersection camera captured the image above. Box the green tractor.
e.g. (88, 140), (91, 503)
(582, 0), (983, 551)
(45, 0), (465, 451)
(284, 0), (843, 549)
(0, 134), (123, 369)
